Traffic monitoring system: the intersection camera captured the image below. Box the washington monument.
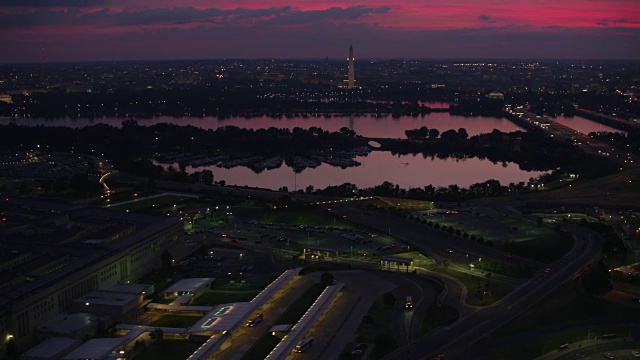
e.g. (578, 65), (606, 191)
(348, 45), (355, 89)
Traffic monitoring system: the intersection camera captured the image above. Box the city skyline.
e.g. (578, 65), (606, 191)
(1, 0), (639, 63)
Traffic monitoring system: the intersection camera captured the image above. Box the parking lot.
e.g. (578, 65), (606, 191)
(412, 206), (556, 244)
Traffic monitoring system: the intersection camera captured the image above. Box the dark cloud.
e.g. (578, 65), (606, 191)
(595, 17), (640, 27)
(0, 0), (108, 8)
(0, 5), (390, 29)
(260, 6), (391, 26)
(478, 14), (501, 24)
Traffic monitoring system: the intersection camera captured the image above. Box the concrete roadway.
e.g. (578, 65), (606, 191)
(521, 110), (636, 166)
(290, 271), (397, 360)
(208, 275), (312, 360)
(383, 223), (603, 360)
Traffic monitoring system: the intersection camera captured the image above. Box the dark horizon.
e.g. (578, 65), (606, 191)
(2, 56), (639, 67)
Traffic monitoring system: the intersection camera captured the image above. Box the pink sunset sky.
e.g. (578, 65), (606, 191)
(1, 0), (639, 62)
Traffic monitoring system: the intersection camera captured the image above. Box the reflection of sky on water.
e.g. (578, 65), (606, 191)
(554, 116), (624, 135)
(8, 112), (523, 138)
(182, 151), (544, 191)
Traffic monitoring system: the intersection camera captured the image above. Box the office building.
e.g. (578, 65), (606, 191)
(0, 198), (183, 352)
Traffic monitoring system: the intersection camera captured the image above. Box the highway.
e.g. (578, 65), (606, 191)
(321, 200), (607, 359)
(383, 223), (603, 360)
(518, 110), (636, 166)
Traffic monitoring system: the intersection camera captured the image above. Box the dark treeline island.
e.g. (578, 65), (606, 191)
(1, 81), (637, 121)
(0, 119), (621, 201)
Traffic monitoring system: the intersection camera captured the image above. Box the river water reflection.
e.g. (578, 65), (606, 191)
(3, 112), (544, 189)
(7, 112), (523, 138)
(553, 115), (624, 134)
(173, 151), (544, 190)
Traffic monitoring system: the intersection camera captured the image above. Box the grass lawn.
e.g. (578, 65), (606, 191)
(395, 252), (436, 270)
(356, 299), (398, 359)
(378, 197), (435, 210)
(133, 340), (201, 360)
(150, 314), (202, 328)
(259, 208), (353, 228)
(191, 289), (260, 306)
(433, 266), (514, 306)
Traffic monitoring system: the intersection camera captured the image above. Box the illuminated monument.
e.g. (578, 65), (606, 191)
(347, 45), (355, 89)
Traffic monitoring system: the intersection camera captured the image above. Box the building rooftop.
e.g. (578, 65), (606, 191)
(61, 337), (125, 360)
(0, 196), (181, 306)
(109, 283), (153, 295)
(39, 313), (98, 334)
(189, 302), (256, 332)
(22, 337), (81, 360)
(76, 290), (140, 307)
(162, 278), (213, 295)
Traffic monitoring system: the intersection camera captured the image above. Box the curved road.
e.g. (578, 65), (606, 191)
(383, 223), (603, 360)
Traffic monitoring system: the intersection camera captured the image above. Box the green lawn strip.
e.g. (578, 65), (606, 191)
(242, 283), (326, 360)
(355, 299), (397, 359)
(150, 314), (202, 328)
(422, 304), (459, 334)
(394, 252), (436, 270)
(432, 266), (513, 306)
(133, 340), (201, 360)
(191, 289), (260, 306)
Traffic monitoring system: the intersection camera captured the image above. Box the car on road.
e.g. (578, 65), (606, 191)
(351, 344), (368, 355)
(632, 350), (640, 357)
(603, 353), (615, 359)
(446, 249), (453, 253)
(246, 313), (263, 327)
(405, 296), (414, 309)
(632, 297), (640, 303)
